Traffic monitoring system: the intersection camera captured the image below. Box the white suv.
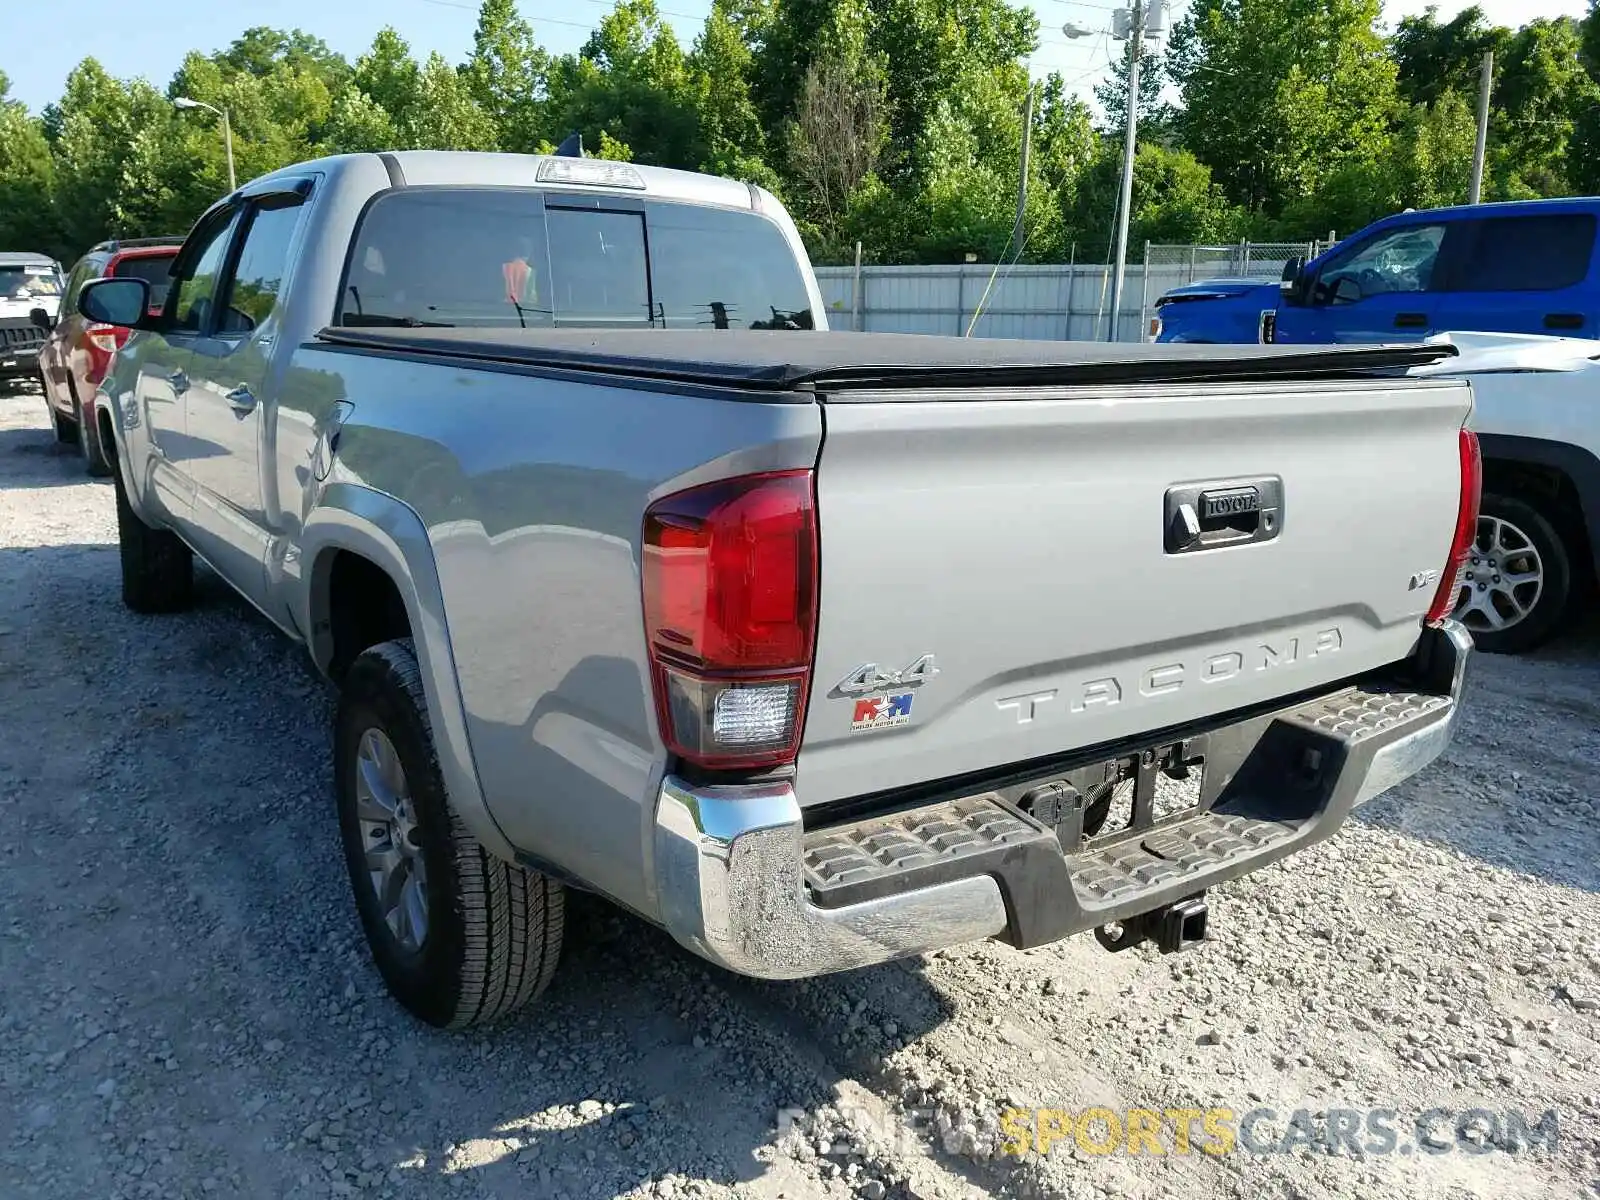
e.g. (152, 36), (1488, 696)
(1414, 332), (1600, 653)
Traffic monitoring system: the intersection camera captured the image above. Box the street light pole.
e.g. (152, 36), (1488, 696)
(220, 108), (236, 193)
(173, 97), (236, 192)
(1106, 0), (1144, 342)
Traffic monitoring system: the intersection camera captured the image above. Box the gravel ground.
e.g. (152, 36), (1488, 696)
(2, 382), (1598, 1200)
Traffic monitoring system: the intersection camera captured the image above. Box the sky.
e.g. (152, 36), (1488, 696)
(0, 0), (1590, 117)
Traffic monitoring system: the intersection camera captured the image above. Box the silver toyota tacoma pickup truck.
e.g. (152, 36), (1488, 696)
(76, 150), (1481, 1029)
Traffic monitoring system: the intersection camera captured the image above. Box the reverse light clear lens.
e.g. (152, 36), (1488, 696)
(657, 665), (805, 766)
(712, 683), (798, 747)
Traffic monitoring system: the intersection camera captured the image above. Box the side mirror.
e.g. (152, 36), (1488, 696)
(29, 307), (54, 332)
(1280, 256), (1308, 305)
(77, 277), (158, 331)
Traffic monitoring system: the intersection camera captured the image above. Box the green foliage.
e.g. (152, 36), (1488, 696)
(3, 0), (1598, 270)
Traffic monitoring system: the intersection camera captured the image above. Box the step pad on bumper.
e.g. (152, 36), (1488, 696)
(1281, 686), (1451, 743)
(1072, 813), (1297, 905)
(803, 796), (1052, 909)
(800, 672), (1460, 947)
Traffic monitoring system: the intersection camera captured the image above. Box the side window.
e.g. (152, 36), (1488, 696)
(219, 199), (308, 334)
(1444, 214), (1596, 293)
(646, 202), (814, 330)
(544, 207), (651, 326)
(170, 212), (242, 333)
(62, 260), (95, 311)
(1314, 224), (1446, 306)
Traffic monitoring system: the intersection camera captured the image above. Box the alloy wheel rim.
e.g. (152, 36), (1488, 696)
(355, 728), (429, 954)
(1452, 515), (1543, 633)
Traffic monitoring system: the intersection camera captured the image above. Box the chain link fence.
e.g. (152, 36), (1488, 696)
(1137, 239), (1339, 341)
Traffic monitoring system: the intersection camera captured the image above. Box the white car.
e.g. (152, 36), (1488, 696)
(1413, 332), (1600, 652)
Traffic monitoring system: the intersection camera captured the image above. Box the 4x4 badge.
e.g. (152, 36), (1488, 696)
(833, 654), (939, 697)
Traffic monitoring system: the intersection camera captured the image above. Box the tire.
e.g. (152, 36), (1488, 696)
(336, 639), (564, 1028)
(1451, 492), (1573, 654)
(44, 371), (78, 445)
(113, 468), (194, 613)
(72, 383), (112, 478)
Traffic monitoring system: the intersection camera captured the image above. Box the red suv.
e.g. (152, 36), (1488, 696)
(39, 238), (181, 476)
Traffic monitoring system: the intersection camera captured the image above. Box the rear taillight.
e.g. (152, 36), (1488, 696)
(642, 470), (817, 770)
(85, 324), (130, 353)
(1427, 428), (1482, 625)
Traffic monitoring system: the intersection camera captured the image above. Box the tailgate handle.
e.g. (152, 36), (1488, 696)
(1165, 477), (1283, 554)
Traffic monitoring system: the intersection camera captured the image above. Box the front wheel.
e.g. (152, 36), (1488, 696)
(336, 639), (564, 1028)
(1451, 492), (1573, 654)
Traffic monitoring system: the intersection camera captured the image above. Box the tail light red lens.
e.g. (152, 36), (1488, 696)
(642, 470), (818, 770)
(85, 324), (127, 354)
(1427, 428), (1482, 625)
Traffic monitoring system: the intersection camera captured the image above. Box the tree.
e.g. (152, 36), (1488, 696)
(354, 29), (424, 128)
(1095, 42), (1170, 138)
(406, 52), (498, 149)
(1488, 17), (1595, 198)
(462, 0), (550, 151)
(0, 72), (62, 255)
(1391, 6), (1509, 108)
(786, 54), (885, 241)
(687, 0), (774, 182)
(1168, 0), (1400, 216)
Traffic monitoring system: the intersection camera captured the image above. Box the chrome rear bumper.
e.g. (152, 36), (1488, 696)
(651, 621), (1471, 981)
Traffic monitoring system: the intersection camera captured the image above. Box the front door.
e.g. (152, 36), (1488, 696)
(1273, 220), (1452, 344)
(183, 191), (311, 612)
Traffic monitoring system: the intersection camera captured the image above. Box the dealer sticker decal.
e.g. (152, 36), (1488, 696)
(851, 693), (913, 733)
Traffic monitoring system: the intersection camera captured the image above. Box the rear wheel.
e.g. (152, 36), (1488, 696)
(1451, 492), (1573, 654)
(72, 382), (112, 478)
(43, 370), (77, 444)
(336, 639), (564, 1028)
(114, 469), (194, 613)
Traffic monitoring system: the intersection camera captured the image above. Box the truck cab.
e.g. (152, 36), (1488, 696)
(1154, 198), (1600, 345)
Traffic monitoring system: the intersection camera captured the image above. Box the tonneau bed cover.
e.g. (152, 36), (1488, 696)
(315, 327), (1456, 392)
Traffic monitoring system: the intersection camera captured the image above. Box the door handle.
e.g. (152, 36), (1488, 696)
(1394, 313), (1428, 329)
(1544, 312), (1585, 331)
(167, 369), (189, 395)
(224, 384), (257, 415)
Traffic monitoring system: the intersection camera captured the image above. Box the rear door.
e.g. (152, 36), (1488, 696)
(1431, 212), (1599, 337)
(137, 206), (245, 527)
(795, 373), (1472, 807)
(183, 184), (313, 609)
(41, 258), (93, 411)
(1274, 220), (1453, 343)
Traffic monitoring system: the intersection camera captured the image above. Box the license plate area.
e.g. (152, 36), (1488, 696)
(1013, 736), (1210, 854)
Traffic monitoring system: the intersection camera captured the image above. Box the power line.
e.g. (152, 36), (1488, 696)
(418, 0), (708, 31)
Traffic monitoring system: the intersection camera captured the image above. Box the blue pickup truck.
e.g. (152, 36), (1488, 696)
(1153, 198), (1600, 345)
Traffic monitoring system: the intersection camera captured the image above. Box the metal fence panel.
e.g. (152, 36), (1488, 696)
(814, 240), (1338, 343)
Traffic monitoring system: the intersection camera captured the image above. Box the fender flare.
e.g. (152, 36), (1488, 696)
(301, 484), (518, 863)
(1476, 433), (1600, 573)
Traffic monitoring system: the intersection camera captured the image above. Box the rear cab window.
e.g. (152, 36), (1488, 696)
(337, 186), (814, 331)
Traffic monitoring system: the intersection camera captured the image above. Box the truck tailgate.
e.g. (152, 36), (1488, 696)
(796, 376), (1472, 806)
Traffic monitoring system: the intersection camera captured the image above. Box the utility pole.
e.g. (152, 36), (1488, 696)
(1469, 50), (1493, 204)
(1012, 82), (1035, 259)
(1106, 0), (1144, 341)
